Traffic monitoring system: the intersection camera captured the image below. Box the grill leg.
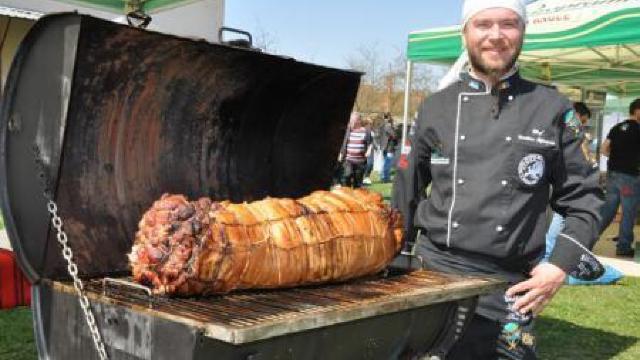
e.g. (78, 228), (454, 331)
(31, 284), (52, 360)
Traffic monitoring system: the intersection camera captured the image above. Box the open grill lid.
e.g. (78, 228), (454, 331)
(0, 13), (361, 283)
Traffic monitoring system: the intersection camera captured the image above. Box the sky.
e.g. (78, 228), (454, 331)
(225, 0), (464, 69)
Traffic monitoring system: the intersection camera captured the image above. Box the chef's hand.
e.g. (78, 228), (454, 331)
(506, 262), (566, 316)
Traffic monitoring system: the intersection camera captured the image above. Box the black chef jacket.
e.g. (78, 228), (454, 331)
(392, 71), (604, 320)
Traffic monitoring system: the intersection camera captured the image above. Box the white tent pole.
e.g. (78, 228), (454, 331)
(401, 60), (414, 151)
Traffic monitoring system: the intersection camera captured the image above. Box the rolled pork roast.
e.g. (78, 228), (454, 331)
(129, 187), (403, 296)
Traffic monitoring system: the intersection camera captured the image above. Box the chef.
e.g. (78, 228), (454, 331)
(392, 0), (604, 358)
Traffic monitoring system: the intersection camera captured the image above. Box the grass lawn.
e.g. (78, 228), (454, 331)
(368, 181), (393, 202)
(537, 277), (640, 359)
(0, 308), (36, 360)
(0, 182), (637, 359)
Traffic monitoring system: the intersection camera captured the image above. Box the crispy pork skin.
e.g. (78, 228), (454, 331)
(129, 188), (402, 296)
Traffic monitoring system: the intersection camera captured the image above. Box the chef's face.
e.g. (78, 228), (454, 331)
(464, 8), (524, 79)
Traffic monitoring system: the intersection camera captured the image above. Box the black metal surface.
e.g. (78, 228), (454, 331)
(34, 283), (200, 360)
(34, 280), (474, 360)
(0, 13), (361, 282)
(0, 14), (81, 284)
(218, 27), (254, 48)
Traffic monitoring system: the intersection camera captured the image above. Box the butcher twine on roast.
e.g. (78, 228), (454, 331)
(129, 187), (403, 296)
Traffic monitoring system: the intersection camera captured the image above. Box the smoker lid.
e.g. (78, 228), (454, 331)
(0, 13), (361, 283)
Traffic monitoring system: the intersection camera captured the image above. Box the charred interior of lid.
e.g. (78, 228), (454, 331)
(51, 16), (361, 280)
(1, 14), (361, 282)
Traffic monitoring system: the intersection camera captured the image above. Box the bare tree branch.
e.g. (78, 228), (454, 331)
(345, 44), (443, 116)
(252, 19), (279, 53)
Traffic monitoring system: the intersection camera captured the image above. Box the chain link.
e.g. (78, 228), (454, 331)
(47, 200), (109, 360)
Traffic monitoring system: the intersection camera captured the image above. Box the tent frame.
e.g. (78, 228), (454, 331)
(401, 1), (640, 142)
(400, 61), (413, 151)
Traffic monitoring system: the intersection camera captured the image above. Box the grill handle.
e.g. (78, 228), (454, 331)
(102, 278), (154, 308)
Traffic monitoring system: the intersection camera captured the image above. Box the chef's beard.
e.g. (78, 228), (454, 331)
(468, 43), (522, 79)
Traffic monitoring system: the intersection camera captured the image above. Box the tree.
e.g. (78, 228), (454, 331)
(252, 19), (278, 53)
(345, 43), (442, 117)
(344, 43), (386, 113)
(345, 42), (384, 88)
(386, 49), (446, 116)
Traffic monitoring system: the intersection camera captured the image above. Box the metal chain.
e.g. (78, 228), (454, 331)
(47, 200), (109, 360)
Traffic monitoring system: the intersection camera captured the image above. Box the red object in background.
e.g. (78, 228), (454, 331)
(0, 249), (31, 309)
(397, 154), (409, 170)
(621, 185), (635, 197)
(397, 139), (412, 170)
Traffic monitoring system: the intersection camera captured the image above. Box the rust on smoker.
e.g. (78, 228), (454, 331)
(44, 17), (360, 279)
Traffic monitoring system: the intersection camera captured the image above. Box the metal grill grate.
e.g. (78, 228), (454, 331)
(54, 270), (503, 344)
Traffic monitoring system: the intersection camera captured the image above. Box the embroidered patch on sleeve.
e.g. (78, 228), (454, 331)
(502, 322), (522, 350)
(521, 332), (535, 347)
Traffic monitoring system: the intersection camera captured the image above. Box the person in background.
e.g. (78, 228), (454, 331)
(544, 102), (596, 261)
(393, 1), (604, 358)
(363, 116), (379, 185)
(379, 113), (398, 183)
(339, 112), (373, 188)
(573, 102), (596, 159)
(598, 98), (640, 257)
(542, 102), (621, 284)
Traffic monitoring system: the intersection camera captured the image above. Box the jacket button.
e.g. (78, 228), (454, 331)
(505, 136), (512, 142)
(452, 221), (460, 229)
(496, 225), (504, 232)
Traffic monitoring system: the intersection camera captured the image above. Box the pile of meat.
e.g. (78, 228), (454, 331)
(129, 187), (403, 296)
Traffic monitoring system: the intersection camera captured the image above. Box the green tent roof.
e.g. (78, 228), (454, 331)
(54, 0), (199, 13)
(407, 1), (640, 95)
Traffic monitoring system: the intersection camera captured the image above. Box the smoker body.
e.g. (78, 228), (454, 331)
(0, 13), (505, 360)
(32, 271), (501, 360)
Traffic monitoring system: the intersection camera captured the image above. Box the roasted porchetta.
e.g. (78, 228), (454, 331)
(129, 187), (403, 296)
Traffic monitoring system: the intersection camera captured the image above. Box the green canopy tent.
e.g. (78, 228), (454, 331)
(401, 0), (640, 145)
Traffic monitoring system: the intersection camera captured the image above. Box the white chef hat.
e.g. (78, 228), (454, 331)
(437, 0), (527, 90)
(463, 0), (527, 28)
